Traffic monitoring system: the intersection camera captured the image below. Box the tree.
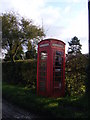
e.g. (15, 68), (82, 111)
(68, 36), (82, 55)
(25, 41), (37, 59)
(2, 12), (45, 62)
(4, 44), (24, 61)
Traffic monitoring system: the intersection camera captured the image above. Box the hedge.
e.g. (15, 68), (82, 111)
(2, 60), (37, 87)
(2, 54), (88, 96)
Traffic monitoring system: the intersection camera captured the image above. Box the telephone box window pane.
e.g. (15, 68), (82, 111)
(39, 81), (46, 91)
(55, 68), (61, 72)
(55, 72), (61, 76)
(41, 62), (46, 66)
(41, 52), (47, 60)
(56, 51), (64, 56)
(40, 72), (46, 76)
(39, 81), (45, 87)
(55, 77), (62, 81)
(55, 56), (62, 66)
(39, 87), (45, 91)
(40, 76), (46, 81)
(40, 62), (47, 71)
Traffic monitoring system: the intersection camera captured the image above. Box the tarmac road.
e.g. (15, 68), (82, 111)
(2, 99), (39, 120)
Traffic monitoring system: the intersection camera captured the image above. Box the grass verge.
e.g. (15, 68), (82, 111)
(2, 82), (88, 118)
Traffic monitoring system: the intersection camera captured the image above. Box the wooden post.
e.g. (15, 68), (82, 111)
(89, 0), (90, 55)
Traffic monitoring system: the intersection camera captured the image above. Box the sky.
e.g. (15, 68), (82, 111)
(0, 0), (89, 54)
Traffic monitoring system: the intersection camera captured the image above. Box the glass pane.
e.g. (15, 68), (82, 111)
(55, 72), (61, 76)
(55, 76), (62, 81)
(55, 56), (62, 66)
(39, 81), (46, 91)
(39, 87), (45, 91)
(40, 76), (46, 81)
(40, 62), (46, 70)
(40, 72), (46, 76)
(41, 52), (47, 60)
(55, 68), (61, 72)
(56, 51), (63, 56)
(39, 81), (45, 87)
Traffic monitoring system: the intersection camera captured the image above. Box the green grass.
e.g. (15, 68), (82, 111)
(2, 82), (88, 118)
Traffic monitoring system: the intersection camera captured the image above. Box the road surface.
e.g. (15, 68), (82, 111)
(2, 99), (39, 119)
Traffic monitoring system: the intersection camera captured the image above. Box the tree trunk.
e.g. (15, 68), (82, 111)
(10, 54), (15, 63)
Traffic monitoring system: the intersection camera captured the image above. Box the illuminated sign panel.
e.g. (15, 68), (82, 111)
(40, 43), (49, 47)
(52, 43), (64, 48)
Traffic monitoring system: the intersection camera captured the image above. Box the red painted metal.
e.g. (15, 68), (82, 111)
(37, 38), (65, 97)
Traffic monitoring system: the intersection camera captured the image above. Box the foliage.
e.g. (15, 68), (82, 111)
(25, 50), (37, 59)
(68, 36), (82, 55)
(2, 12), (45, 62)
(2, 82), (88, 118)
(25, 41), (37, 59)
(2, 60), (37, 87)
(65, 54), (88, 96)
(4, 44), (24, 61)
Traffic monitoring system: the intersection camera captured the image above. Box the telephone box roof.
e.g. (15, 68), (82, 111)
(38, 38), (66, 45)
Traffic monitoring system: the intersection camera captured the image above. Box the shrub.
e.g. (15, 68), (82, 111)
(65, 54), (88, 96)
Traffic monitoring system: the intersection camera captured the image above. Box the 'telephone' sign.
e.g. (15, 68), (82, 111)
(52, 43), (64, 48)
(40, 43), (49, 47)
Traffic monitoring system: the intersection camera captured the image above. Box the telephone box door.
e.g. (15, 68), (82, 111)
(38, 49), (48, 95)
(53, 50), (64, 95)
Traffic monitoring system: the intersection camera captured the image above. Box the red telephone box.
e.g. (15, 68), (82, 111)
(37, 38), (65, 97)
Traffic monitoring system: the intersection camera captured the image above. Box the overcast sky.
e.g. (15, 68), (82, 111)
(0, 0), (89, 54)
